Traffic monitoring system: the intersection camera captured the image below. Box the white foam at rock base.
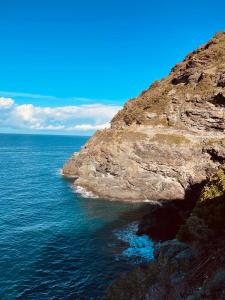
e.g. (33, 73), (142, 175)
(57, 168), (63, 176)
(74, 185), (99, 199)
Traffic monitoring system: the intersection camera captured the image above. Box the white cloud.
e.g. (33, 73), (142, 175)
(0, 97), (121, 134)
(0, 97), (14, 109)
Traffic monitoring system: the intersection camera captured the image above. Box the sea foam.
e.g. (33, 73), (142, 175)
(74, 185), (99, 199)
(114, 222), (154, 263)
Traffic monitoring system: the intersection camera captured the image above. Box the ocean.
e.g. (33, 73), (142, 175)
(0, 133), (153, 299)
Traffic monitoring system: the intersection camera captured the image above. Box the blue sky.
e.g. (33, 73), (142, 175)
(0, 0), (225, 135)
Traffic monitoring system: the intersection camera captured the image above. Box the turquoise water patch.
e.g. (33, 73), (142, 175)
(114, 222), (154, 263)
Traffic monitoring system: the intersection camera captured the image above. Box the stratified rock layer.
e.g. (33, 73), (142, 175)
(63, 32), (225, 201)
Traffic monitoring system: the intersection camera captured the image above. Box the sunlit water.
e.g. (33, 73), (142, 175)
(0, 134), (154, 299)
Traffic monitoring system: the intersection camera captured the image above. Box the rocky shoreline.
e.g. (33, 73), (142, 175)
(104, 165), (225, 299)
(63, 31), (225, 299)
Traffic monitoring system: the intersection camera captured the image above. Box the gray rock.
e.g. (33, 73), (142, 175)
(155, 240), (196, 275)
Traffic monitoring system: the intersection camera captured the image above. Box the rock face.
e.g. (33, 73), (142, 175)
(63, 32), (225, 201)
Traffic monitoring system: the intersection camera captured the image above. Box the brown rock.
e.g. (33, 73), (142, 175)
(63, 32), (225, 201)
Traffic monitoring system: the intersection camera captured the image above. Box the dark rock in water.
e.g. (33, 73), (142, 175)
(137, 182), (203, 241)
(103, 262), (160, 300)
(137, 201), (186, 240)
(104, 239), (197, 300)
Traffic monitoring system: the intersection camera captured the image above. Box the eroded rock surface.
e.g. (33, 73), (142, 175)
(63, 32), (225, 201)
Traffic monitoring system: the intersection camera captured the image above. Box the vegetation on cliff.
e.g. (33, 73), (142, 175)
(111, 31), (225, 130)
(178, 164), (225, 242)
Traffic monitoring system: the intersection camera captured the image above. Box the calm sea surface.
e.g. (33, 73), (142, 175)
(0, 134), (153, 300)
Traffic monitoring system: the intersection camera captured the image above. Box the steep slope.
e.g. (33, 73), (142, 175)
(63, 32), (225, 201)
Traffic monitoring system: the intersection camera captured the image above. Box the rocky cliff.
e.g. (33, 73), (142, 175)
(63, 31), (225, 201)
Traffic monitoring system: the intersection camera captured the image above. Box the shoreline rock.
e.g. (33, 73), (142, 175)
(63, 31), (225, 202)
(137, 200), (191, 240)
(137, 182), (203, 240)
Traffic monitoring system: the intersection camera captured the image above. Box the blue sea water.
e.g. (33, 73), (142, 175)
(0, 133), (154, 300)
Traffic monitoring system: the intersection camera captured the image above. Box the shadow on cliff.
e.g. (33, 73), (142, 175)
(137, 181), (207, 241)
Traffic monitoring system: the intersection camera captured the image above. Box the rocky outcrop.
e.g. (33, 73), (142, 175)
(104, 240), (197, 300)
(63, 32), (225, 201)
(104, 164), (225, 299)
(104, 237), (225, 299)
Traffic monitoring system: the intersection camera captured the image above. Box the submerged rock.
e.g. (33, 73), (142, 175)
(103, 262), (160, 300)
(63, 31), (225, 201)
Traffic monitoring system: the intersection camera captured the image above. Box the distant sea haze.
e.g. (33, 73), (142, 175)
(0, 133), (153, 299)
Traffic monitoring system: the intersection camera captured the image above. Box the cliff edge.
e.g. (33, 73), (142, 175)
(63, 32), (225, 201)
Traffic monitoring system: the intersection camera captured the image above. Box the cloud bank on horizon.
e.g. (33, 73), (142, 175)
(0, 96), (121, 135)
